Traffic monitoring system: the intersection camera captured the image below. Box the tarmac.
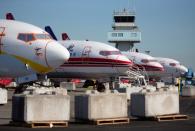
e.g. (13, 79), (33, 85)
(0, 89), (195, 131)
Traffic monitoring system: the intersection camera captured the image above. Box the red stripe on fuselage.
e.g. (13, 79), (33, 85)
(134, 64), (164, 71)
(66, 57), (132, 65)
(61, 63), (130, 67)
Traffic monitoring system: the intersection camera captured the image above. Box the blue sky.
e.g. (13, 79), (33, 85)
(0, 0), (195, 69)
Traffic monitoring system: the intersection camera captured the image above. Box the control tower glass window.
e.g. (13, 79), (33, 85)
(114, 16), (135, 23)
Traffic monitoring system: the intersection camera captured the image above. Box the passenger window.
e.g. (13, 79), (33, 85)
(141, 59), (149, 63)
(169, 63), (176, 67)
(99, 51), (121, 56)
(99, 51), (110, 56)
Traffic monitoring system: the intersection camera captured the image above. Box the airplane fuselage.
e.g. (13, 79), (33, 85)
(155, 57), (188, 78)
(48, 40), (132, 80)
(0, 19), (69, 78)
(122, 52), (164, 78)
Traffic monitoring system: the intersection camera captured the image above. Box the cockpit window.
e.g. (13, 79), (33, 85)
(99, 51), (121, 56)
(18, 33), (35, 42)
(27, 34), (34, 41)
(18, 33), (52, 42)
(141, 59), (149, 63)
(141, 59), (157, 63)
(35, 34), (51, 39)
(149, 59), (157, 62)
(18, 34), (26, 42)
(169, 63), (176, 67)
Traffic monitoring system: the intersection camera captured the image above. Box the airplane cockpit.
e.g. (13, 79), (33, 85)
(140, 59), (157, 64)
(99, 50), (121, 56)
(17, 33), (52, 42)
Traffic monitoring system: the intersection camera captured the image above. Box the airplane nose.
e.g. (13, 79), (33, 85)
(152, 62), (164, 71)
(45, 41), (70, 69)
(157, 63), (164, 71)
(117, 55), (133, 66)
(179, 65), (188, 74)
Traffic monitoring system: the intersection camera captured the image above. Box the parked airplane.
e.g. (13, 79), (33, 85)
(123, 51), (188, 83)
(0, 14), (70, 84)
(45, 26), (132, 85)
(155, 57), (188, 83)
(122, 51), (164, 78)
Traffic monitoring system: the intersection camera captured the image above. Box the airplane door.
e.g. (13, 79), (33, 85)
(0, 27), (6, 54)
(81, 46), (91, 63)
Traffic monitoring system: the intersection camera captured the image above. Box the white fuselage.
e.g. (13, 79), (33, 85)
(48, 40), (132, 80)
(0, 20), (70, 78)
(155, 57), (188, 79)
(122, 52), (164, 77)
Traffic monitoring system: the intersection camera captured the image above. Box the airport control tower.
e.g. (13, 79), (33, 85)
(108, 9), (141, 51)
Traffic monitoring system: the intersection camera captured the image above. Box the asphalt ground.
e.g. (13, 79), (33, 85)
(0, 89), (195, 131)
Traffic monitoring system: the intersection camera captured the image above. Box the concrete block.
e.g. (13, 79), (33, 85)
(116, 86), (142, 100)
(75, 92), (127, 120)
(52, 87), (67, 95)
(23, 87), (67, 95)
(154, 82), (165, 89)
(144, 85), (157, 92)
(131, 91), (179, 117)
(12, 94), (70, 122)
(60, 82), (76, 90)
(0, 88), (7, 104)
(168, 85), (179, 93)
(182, 86), (195, 96)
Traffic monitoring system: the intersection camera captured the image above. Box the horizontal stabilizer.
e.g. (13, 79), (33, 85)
(62, 33), (70, 40)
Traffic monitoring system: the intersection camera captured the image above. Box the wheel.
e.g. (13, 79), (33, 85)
(97, 83), (105, 92)
(83, 80), (95, 88)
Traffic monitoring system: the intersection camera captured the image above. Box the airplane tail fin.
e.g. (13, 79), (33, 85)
(6, 13), (15, 20)
(45, 26), (58, 41)
(62, 33), (70, 40)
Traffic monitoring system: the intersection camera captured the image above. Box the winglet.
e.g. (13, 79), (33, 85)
(6, 13), (15, 20)
(45, 26), (58, 41)
(62, 33), (70, 40)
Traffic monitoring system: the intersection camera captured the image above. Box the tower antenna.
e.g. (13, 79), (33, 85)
(129, 0), (136, 12)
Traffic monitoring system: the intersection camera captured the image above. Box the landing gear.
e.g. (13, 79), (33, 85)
(83, 80), (105, 92)
(14, 83), (32, 94)
(0, 84), (4, 88)
(83, 80), (95, 88)
(96, 82), (105, 92)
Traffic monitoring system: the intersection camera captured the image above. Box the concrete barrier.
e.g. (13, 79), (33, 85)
(131, 90), (179, 117)
(12, 94), (70, 122)
(116, 85), (156, 100)
(23, 87), (67, 95)
(0, 88), (7, 104)
(168, 85), (179, 93)
(182, 85), (195, 96)
(116, 86), (142, 100)
(154, 82), (165, 89)
(60, 82), (76, 91)
(75, 90), (127, 120)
